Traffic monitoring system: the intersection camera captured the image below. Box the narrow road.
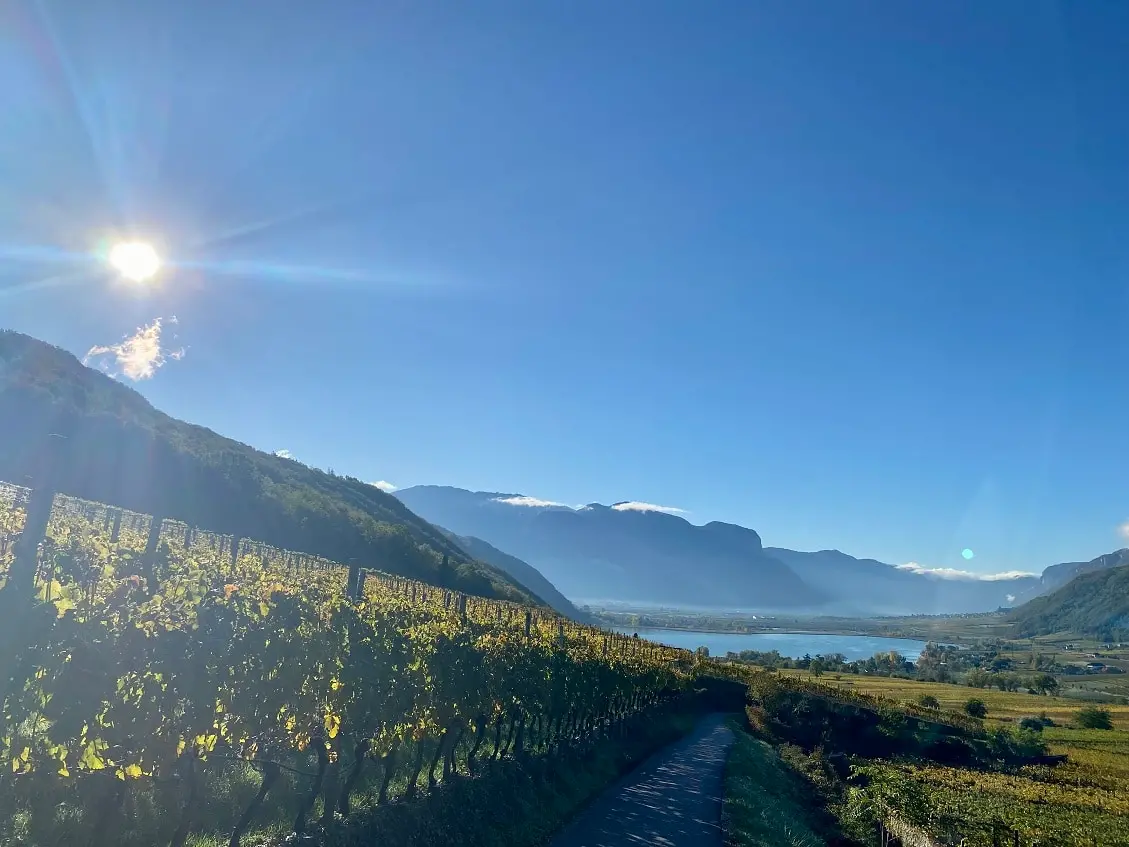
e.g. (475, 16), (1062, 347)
(549, 714), (736, 847)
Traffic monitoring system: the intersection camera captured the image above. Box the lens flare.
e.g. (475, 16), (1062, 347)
(109, 241), (160, 282)
(961, 548), (975, 560)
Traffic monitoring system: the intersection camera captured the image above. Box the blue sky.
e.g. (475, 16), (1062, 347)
(4, 1), (1129, 577)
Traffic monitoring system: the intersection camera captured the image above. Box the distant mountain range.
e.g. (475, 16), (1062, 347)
(396, 486), (1129, 616)
(398, 486), (820, 609)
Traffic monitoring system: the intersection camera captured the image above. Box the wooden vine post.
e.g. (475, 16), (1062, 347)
(142, 512), (165, 594)
(109, 508), (123, 543)
(0, 433), (64, 706)
(7, 434), (64, 600)
(347, 559), (362, 600)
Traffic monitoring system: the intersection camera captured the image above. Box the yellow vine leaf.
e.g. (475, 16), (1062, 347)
(80, 744), (105, 771)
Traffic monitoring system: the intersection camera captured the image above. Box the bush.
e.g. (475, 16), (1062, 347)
(1009, 727), (1050, 759)
(964, 698), (988, 719)
(1018, 716), (1045, 732)
(916, 694), (940, 710)
(1075, 706), (1113, 730)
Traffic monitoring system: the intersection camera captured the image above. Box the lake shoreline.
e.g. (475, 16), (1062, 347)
(609, 627), (933, 662)
(606, 624), (930, 644)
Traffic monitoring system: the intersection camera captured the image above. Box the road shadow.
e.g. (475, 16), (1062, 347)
(550, 714), (736, 847)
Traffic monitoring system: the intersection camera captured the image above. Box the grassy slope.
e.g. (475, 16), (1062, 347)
(722, 723), (825, 847)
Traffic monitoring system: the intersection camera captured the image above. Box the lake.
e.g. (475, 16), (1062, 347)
(612, 627), (929, 662)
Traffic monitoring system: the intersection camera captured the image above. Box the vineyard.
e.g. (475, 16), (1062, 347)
(0, 480), (699, 846)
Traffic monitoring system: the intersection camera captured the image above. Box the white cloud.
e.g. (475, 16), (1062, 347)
(84, 318), (183, 380)
(371, 480), (398, 492)
(611, 501), (686, 515)
(493, 495), (572, 508)
(274, 449), (294, 459)
(1006, 594), (1016, 603)
(896, 562), (1036, 581)
(979, 570), (1038, 581)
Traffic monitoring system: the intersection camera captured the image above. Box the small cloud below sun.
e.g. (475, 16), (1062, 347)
(84, 318), (185, 381)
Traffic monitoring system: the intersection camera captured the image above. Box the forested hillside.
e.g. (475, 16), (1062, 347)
(439, 528), (592, 621)
(0, 331), (535, 603)
(1009, 563), (1129, 639)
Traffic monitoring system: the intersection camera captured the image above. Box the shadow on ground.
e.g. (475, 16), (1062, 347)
(550, 713), (735, 847)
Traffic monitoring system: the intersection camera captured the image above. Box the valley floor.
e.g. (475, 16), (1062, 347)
(767, 668), (1129, 846)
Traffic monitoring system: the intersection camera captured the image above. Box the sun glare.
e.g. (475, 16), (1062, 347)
(109, 241), (161, 282)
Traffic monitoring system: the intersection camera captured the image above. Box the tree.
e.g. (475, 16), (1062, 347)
(1033, 673), (1059, 696)
(964, 697), (988, 719)
(916, 694), (940, 709)
(994, 672), (1022, 692)
(964, 668), (991, 688)
(1075, 706), (1113, 730)
(809, 658), (826, 677)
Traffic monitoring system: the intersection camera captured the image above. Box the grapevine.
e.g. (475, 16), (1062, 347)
(0, 484), (695, 846)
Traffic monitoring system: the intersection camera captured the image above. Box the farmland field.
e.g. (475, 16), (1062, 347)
(783, 670), (1129, 729)
(771, 668), (1129, 846)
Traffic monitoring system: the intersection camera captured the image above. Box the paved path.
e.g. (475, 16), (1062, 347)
(549, 714), (735, 847)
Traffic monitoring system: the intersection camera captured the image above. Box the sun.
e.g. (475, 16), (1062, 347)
(109, 241), (161, 282)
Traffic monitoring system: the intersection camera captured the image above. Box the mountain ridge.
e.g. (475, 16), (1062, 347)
(1009, 562), (1129, 639)
(395, 484), (820, 609)
(1035, 548), (1129, 596)
(436, 529), (593, 622)
(395, 485), (1051, 614)
(0, 331), (548, 606)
